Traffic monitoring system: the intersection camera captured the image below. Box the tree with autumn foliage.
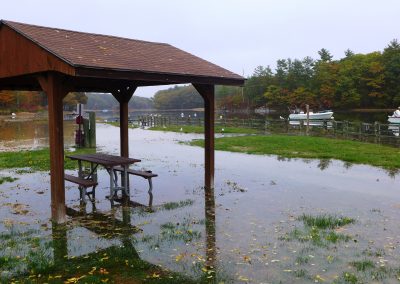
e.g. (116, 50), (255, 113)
(219, 40), (400, 111)
(0, 91), (15, 109)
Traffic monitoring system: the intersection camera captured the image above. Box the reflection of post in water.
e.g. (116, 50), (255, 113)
(113, 189), (154, 209)
(121, 205), (139, 257)
(52, 222), (68, 265)
(65, 206), (141, 258)
(205, 182), (216, 275)
(50, 207), (142, 278)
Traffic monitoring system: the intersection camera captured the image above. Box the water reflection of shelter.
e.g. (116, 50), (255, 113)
(53, 205), (141, 267)
(49, 182), (217, 281)
(0, 20), (245, 223)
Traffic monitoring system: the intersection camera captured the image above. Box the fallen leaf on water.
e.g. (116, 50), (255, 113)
(238, 275), (249, 281)
(243, 256), (251, 263)
(175, 254), (184, 262)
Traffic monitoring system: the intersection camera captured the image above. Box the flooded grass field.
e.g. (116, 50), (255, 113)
(0, 122), (400, 283)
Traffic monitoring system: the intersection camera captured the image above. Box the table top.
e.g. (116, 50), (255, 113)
(66, 153), (141, 167)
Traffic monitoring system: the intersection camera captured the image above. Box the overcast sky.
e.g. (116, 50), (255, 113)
(2, 0), (400, 97)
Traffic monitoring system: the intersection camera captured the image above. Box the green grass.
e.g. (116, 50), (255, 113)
(350, 259), (375, 271)
(280, 214), (354, 247)
(0, 176), (18, 184)
(0, 147), (96, 171)
(280, 227), (351, 247)
(298, 214), (355, 229)
(161, 199), (194, 210)
(149, 124), (258, 134)
(339, 272), (359, 284)
(190, 134), (400, 169)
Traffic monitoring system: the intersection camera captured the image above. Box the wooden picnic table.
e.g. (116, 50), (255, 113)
(66, 153), (141, 200)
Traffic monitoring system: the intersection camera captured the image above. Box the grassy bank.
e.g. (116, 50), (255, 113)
(149, 125), (257, 134)
(0, 148), (96, 171)
(190, 134), (400, 169)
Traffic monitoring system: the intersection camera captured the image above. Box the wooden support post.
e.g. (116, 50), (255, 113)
(194, 85), (216, 273)
(112, 86), (137, 158)
(193, 84), (215, 191)
(38, 73), (69, 223)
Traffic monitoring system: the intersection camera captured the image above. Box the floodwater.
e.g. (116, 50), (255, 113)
(0, 118), (75, 151)
(1, 122), (400, 283)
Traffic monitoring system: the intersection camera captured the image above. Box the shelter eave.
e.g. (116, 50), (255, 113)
(74, 66), (245, 87)
(0, 75), (42, 91)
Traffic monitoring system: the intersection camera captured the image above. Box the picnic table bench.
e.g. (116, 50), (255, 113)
(64, 173), (98, 202)
(64, 153), (157, 204)
(113, 166), (158, 193)
(66, 153), (140, 203)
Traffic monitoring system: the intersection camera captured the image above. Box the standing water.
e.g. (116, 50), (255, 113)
(0, 122), (399, 283)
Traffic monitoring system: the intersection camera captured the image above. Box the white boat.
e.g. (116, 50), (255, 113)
(388, 116), (400, 123)
(289, 110), (334, 120)
(388, 107), (400, 123)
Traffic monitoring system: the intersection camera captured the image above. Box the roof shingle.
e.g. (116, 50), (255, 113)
(2, 20), (243, 83)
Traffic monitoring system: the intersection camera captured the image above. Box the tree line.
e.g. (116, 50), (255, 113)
(153, 85), (203, 109)
(224, 39), (400, 111)
(0, 91), (154, 113)
(152, 40), (400, 111)
(85, 93), (154, 110)
(0, 91), (87, 113)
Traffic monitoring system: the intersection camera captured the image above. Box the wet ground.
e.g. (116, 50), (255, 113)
(1, 123), (400, 283)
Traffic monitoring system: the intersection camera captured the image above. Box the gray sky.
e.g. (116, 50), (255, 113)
(3, 0), (400, 97)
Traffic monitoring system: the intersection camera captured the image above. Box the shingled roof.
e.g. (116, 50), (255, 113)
(0, 20), (244, 86)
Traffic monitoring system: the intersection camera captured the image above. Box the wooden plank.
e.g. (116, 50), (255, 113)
(114, 166), (158, 178)
(0, 25), (75, 79)
(64, 174), (98, 187)
(75, 67), (245, 87)
(66, 153), (140, 166)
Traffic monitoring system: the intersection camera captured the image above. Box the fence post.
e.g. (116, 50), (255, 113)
(83, 118), (90, 147)
(88, 111), (96, 148)
(286, 119), (289, 133)
(306, 104), (310, 135)
(333, 120), (336, 135)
